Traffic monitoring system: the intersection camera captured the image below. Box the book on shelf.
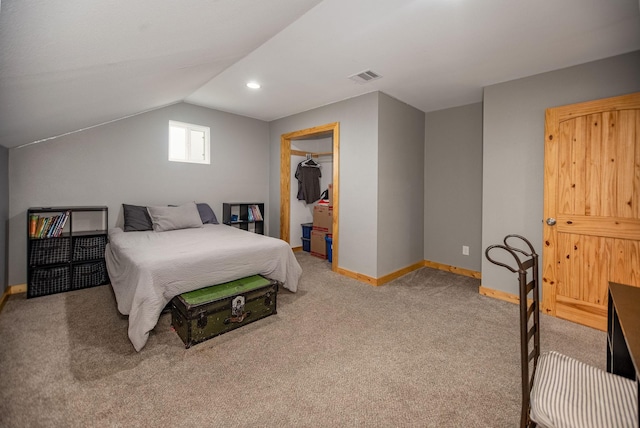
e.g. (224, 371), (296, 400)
(44, 216), (55, 238)
(34, 217), (44, 238)
(42, 217), (53, 238)
(50, 211), (69, 238)
(31, 211), (70, 239)
(48, 214), (62, 238)
(47, 213), (61, 238)
(38, 217), (50, 238)
(56, 211), (70, 236)
(249, 204), (263, 221)
(29, 215), (38, 238)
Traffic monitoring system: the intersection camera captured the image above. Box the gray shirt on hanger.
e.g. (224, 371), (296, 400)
(295, 162), (322, 203)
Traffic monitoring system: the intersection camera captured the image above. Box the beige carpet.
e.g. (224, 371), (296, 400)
(0, 252), (605, 427)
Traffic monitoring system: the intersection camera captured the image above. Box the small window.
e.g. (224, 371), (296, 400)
(168, 120), (210, 164)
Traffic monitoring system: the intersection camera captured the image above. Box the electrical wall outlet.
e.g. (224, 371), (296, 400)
(462, 245), (469, 256)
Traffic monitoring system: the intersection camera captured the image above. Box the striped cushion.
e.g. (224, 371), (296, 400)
(531, 351), (638, 428)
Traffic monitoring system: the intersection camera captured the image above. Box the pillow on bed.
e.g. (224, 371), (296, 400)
(147, 202), (203, 232)
(196, 203), (219, 224)
(123, 204), (153, 232)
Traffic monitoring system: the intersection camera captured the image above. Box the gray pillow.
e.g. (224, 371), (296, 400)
(123, 204), (153, 232)
(196, 203), (218, 224)
(147, 202), (203, 232)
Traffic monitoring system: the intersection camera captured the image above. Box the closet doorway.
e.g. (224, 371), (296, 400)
(280, 122), (339, 271)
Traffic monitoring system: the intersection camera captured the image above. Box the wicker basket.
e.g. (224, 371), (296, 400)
(72, 261), (107, 290)
(29, 266), (70, 297)
(72, 235), (107, 262)
(29, 238), (70, 266)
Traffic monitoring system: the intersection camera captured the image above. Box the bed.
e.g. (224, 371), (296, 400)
(105, 222), (302, 351)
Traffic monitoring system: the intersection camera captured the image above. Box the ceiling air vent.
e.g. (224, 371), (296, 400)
(348, 69), (382, 84)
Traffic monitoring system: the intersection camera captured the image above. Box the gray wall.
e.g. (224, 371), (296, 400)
(482, 50), (640, 295)
(0, 146), (8, 295)
(269, 92), (380, 277)
(269, 91), (425, 279)
(377, 93), (425, 277)
(424, 102), (483, 272)
(8, 52), (638, 291)
(8, 102), (269, 285)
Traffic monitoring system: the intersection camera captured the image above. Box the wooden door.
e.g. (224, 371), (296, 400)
(542, 92), (640, 331)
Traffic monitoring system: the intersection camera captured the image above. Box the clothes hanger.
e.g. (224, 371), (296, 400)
(301, 154), (320, 167)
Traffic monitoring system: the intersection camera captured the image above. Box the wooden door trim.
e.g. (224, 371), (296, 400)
(280, 122), (340, 272)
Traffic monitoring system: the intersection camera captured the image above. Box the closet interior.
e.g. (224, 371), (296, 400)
(290, 137), (333, 259)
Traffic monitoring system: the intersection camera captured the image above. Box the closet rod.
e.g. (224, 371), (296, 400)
(291, 149), (333, 157)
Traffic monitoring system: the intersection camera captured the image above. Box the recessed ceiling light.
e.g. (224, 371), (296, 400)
(246, 82), (261, 89)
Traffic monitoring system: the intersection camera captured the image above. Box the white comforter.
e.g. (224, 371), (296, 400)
(105, 224), (302, 351)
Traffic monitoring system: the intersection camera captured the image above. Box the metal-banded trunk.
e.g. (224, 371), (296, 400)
(171, 275), (279, 348)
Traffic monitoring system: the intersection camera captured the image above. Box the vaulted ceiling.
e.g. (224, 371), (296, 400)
(1, 0), (639, 149)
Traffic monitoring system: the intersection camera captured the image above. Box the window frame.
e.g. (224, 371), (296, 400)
(168, 120), (211, 165)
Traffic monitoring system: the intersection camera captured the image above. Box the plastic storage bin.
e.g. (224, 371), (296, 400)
(301, 237), (311, 252)
(301, 223), (313, 239)
(325, 234), (333, 262)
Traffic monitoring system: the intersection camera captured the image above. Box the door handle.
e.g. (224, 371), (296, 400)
(546, 218), (556, 226)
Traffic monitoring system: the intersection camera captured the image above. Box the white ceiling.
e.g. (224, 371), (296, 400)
(1, 0), (639, 149)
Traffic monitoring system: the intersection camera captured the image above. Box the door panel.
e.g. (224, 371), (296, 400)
(543, 93), (640, 331)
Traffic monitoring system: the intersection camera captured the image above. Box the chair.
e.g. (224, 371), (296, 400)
(485, 234), (638, 428)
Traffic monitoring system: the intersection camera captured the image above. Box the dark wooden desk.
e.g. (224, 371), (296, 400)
(607, 282), (640, 426)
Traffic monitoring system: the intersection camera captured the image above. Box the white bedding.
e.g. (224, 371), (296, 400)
(105, 224), (302, 351)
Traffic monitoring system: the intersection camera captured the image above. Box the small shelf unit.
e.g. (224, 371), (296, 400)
(222, 203), (265, 235)
(27, 206), (110, 298)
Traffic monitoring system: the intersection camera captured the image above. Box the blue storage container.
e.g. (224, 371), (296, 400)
(301, 223), (313, 239)
(325, 234), (333, 262)
(301, 237), (311, 252)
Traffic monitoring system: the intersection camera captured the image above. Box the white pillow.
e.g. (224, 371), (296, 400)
(146, 202), (203, 232)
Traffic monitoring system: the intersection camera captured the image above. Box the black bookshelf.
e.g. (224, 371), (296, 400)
(27, 206), (109, 298)
(222, 203), (264, 235)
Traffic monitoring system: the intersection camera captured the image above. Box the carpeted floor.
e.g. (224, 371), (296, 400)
(0, 252), (605, 427)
